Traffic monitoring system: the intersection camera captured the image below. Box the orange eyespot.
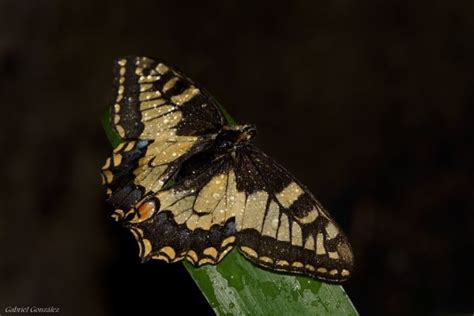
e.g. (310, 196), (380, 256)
(129, 199), (157, 223)
(138, 200), (156, 219)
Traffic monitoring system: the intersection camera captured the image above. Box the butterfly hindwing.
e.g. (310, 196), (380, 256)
(123, 151), (238, 265)
(100, 138), (213, 219)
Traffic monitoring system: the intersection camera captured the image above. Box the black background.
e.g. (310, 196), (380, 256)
(1, 1), (473, 315)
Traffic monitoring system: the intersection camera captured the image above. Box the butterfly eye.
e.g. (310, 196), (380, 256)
(218, 140), (234, 149)
(215, 130), (240, 149)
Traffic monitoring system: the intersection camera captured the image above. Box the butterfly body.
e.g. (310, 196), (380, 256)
(215, 124), (257, 150)
(101, 56), (353, 283)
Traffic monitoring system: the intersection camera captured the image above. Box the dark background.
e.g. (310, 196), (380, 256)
(0, 1), (473, 315)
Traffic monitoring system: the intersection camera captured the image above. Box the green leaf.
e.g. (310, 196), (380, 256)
(184, 250), (358, 316)
(213, 98), (237, 126)
(101, 110), (122, 148)
(102, 106), (358, 316)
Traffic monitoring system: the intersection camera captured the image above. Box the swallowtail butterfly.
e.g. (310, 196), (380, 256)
(101, 56), (354, 283)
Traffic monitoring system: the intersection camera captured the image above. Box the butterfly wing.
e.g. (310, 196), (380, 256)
(101, 56), (224, 213)
(110, 56), (223, 139)
(234, 146), (353, 282)
(123, 149), (238, 265)
(122, 144), (353, 282)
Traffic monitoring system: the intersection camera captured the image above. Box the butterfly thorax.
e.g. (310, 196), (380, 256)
(214, 124), (257, 151)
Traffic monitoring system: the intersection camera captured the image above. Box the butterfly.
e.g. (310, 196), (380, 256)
(101, 56), (354, 283)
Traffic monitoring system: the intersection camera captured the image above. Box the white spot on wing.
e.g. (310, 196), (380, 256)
(304, 234), (314, 250)
(276, 182), (303, 208)
(241, 191), (268, 231)
(291, 221), (303, 246)
(277, 213), (290, 242)
(294, 207), (319, 224)
(262, 200), (279, 238)
(325, 222), (339, 239)
(316, 232), (326, 255)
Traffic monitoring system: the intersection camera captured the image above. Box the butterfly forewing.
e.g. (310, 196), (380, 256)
(110, 56), (223, 139)
(102, 56), (223, 213)
(234, 146), (353, 282)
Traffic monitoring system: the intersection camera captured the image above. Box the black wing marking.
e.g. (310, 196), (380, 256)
(233, 146), (354, 283)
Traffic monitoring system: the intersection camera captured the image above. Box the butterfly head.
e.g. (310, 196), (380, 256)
(215, 124), (257, 150)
